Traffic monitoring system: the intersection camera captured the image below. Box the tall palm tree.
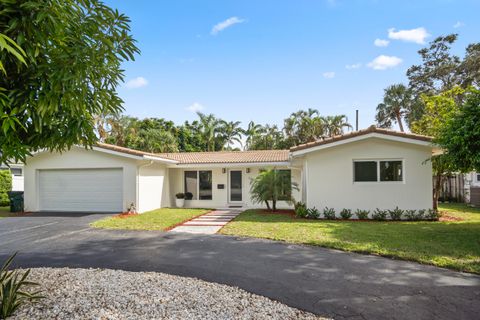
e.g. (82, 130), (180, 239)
(244, 121), (263, 150)
(197, 112), (221, 151)
(220, 120), (243, 150)
(375, 84), (414, 132)
(323, 115), (352, 137)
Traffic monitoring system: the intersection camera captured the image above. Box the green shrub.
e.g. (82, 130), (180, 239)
(404, 209), (418, 221)
(340, 208), (352, 219)
(1, 253), (43, 319)
(388, 206), (404, 221)
(372, 208), (387, 221)
(323, 207), (336, 220)
(294, 202), (308, 218)
(306, 207), (321, 219)
(426, 209), (440, 221)
(355, 209), (370, 219)
(417, 209), (426, 220)
(0, 170), (12, 207)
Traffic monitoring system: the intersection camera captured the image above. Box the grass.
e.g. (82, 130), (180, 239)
(220, 203), (480, 274)
(0, 206), (14, 218)
(91, 208), (211, 231)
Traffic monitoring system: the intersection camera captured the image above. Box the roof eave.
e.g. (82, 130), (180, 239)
(291, 132), (434, 157)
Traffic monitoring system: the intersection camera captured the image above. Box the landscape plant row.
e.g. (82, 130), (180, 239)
(294, 203), (439, 221)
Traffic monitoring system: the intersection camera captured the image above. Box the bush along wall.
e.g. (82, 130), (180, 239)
(0, 170), (13, 206)
(294, 202), (439, 221)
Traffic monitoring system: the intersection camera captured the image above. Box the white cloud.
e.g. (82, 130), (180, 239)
(125, 77), (148, 89)
(387, 27), (430, 44)
(453, 21), (465, 28)
(322, 71), (335, 79)
(374, 38), (390, 47)
(211, 17), (245, 35)
(367, 55), (402, 70)
(186, 102), (204, 113)
(345, 63), (361, 70)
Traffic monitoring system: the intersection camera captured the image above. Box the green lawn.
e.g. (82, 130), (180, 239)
(91, 208), (210, 231)
(220, 203), (480, 274)
(0, 206), (13, 218)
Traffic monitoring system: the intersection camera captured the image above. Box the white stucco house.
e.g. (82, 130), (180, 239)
(23, 127), (435, 213)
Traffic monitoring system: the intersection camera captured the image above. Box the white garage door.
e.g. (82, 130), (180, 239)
(39, 168), (123, 212)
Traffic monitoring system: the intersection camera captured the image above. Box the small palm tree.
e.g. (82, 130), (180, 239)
(250, 168), (298, 211)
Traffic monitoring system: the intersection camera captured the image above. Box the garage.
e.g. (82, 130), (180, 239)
(38, 168), (123, 212)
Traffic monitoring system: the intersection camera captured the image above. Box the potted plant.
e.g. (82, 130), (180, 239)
(175, 193), (185, 208)
(184, 192), (193, 200)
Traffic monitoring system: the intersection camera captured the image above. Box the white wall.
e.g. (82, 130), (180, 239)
(302, 138), (433, 213)
(169, 166), (301, 209)
(24, 147), (138, 212)
(137, 162), (170, 213)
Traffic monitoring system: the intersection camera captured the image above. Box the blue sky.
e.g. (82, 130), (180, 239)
(105, 0), (479, 130)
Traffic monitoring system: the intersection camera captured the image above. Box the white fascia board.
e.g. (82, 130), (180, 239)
(143, 154), (179, 164)
(170, 161), (292, 169)
(91, 146), (146, 160)
(291, 133), (433, 157)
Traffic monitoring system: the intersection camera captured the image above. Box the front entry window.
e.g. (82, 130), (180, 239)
(184, 170), (213, 200)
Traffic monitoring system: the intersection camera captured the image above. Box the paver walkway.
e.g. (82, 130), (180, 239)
(169, 209), (241, 234)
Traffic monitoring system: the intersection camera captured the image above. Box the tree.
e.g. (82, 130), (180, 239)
(197, 112), (221, 151)
(250, 168), (297, 211)
(375, 84), (416, 132)
(140, 129), (179, 153)
(244, 121), (263, 150)
(436, 88), (480, 172)
(220, 120), (243, 150)
(0, 0), (139, 163)
(323, 115), (352, 136)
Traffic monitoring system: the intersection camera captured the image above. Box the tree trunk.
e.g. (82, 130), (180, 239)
(433, 174), (444, 210)
(396, 113), (404, 132)
(272, 199), (277, 212)
(264, 200), (271, 210)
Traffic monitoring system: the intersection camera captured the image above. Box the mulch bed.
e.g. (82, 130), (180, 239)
(439, 211), (464, 222)
(114, 212), (139, 219)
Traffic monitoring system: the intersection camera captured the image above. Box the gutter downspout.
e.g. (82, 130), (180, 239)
(136, 160), (154, 213)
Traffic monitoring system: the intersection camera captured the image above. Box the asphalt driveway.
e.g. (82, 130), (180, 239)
(1, 212), (479, 320)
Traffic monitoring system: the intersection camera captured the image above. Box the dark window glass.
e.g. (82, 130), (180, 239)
(199, 171), (212, 200)
(380, 161), (403, 181)
(354, 161), (377, 182)
(477, 174), (480, 182)
(230, 171), (242, 201)
(277, 170), (292, 201)
(184, 171), (198, 200)
(10, 168), (22, 176)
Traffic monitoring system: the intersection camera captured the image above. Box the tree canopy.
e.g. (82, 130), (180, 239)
(0, 0), (139, 163)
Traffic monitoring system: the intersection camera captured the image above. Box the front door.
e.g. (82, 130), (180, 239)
(229, 170), (243, 203)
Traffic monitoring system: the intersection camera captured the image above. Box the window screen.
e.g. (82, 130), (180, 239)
(380, 161), (403, 181)
(354, 161), (377, 182)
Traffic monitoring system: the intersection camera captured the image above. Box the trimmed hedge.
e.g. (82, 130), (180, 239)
(0, 170), (12, 206)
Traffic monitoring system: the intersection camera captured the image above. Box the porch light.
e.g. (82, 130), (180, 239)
(246, 168), (251, 173)
(222, 168), (226, 174)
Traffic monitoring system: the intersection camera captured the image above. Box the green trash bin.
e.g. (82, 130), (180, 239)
(7, 191), (24, 213)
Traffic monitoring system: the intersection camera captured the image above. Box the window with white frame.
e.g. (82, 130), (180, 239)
(476, 173), (480, 182)
(0, 166), (22, 176)
(354, 160), (403, 182)
(184, 170), (212, 200)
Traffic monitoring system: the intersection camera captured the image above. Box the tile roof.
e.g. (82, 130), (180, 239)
(290, 126), (433, 152)
(95, 143), (173, 159)
(157, 150), (290, 164)
(96, 143), (290, 164)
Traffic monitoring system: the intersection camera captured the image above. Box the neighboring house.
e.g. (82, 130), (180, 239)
(24, 127), (436, 213)
(465, 172), (480, 206)
(0, 163), (24, 191)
